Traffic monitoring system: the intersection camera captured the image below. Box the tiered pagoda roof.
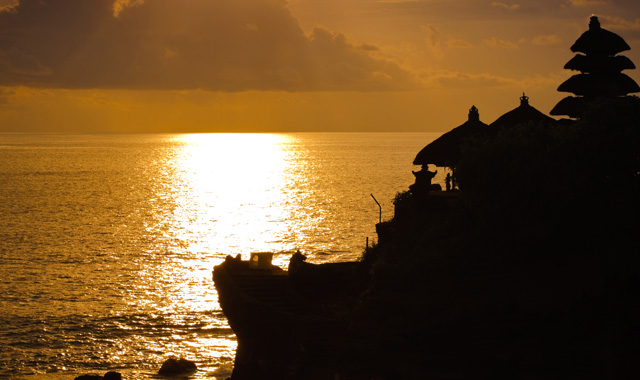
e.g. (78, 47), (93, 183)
(551, 16), (639, 118)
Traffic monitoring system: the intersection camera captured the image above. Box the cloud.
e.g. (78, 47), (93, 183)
(532, 34), (562, 46)
(430, 71), (518, 88)
(421, 25), (445, 60)
(483, 37), (519, 49)
(491, 2), (520, 11)
(0, 0), (17, 12)
(568, 0), (608, 7)
(601, 16), (640, 31)
(0, 47), (52, 78)
(0, 0), (419, 91)
(113, 0), (144, 17)
(375, 0), (420, 3)
(429, 70), (559, 89)
(0, 86), (16, 104)
(0, 85), (58, 107)
(447, 38), (473, 48)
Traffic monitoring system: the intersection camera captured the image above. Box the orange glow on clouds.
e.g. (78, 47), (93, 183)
(0, 0), (638, 132)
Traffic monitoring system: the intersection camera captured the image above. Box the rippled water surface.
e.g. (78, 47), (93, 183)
(0, 133), (438, 379)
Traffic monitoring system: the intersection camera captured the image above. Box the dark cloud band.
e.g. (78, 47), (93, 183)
(0, 0), (418, 91)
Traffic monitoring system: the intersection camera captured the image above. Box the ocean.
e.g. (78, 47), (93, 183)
(0, 132), (439, 379)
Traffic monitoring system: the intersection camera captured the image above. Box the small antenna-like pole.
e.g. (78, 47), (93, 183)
(370, 194), (381, 224)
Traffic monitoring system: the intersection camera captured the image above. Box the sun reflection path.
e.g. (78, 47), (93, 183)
(119, 133), (427, 378)
(172, 133), (298, 265)
(115, 133), (304, 379)
(3, 133), (433, 380)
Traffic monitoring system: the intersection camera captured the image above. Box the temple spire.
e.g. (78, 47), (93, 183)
(551, 15), (639, 119)
(520, 93), (529, 106)
(468, 105), (479, 121)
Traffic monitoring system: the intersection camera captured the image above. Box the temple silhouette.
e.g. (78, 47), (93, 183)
(551, 16), (640, 118)
(411, 15), (639, 193)
(414, 105), (488, 169)
(213, 16), (640, 380)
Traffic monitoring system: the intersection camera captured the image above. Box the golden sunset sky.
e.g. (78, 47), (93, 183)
(0, 0), (638, 132)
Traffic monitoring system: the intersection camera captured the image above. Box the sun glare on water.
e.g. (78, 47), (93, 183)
(171, 133), (298, 265)
(0, 132), (429, 379)
(117, 134), (302, 378)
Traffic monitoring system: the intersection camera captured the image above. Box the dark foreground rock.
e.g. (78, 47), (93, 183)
(74, 371), (121, 380)
(213, 252), (367, 380)
(158, 358), (197, 376)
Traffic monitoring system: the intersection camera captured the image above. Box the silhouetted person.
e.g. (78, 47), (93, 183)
(289, 250), (306, 275)
(409, 164), (437, 196)
(445, 173), (452, 191)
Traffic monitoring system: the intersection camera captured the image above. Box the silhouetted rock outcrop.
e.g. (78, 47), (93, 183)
(158, 358), (197, 376)
(74, 372), (121, 380)
(213, 254), (365, 380)
(103, 372), (121, 380)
